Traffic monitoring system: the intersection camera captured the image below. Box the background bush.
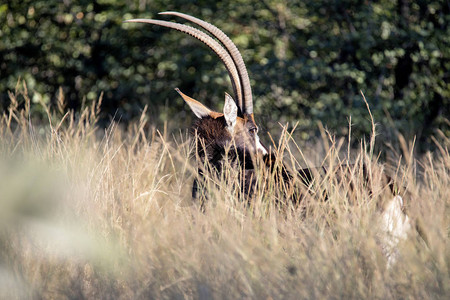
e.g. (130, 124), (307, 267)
(1, 0), (448, 151)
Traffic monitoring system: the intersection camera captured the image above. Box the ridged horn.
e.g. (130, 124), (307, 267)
(124, 18), (243, 111)
(159, 12), (254, 115)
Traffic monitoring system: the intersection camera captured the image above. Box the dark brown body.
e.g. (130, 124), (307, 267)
(190, 113), (399, 207)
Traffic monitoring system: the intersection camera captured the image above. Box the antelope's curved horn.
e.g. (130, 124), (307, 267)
(159, 12), (253, 115)
(124, 19), (243, 111)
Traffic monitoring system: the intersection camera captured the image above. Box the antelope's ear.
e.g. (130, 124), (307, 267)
(175, 88), (212, 118)
(223, 93), (237, 132)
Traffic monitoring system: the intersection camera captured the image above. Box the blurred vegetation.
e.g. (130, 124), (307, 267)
(1, 0), (449, 151)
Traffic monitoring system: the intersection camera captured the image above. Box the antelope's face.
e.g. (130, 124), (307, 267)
(230, 113), (267, 157)
(176, 89), (267, 161)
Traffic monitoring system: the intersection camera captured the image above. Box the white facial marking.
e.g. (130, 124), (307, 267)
(255, 134), (268, 155)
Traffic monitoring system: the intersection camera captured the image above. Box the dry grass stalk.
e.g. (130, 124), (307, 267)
(0, 85), (448, 299)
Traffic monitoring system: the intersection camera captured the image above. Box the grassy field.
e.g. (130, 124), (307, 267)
(1, 85), (449, 299)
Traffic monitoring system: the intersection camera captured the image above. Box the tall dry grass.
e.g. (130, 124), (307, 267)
(0, 83), (448, 299)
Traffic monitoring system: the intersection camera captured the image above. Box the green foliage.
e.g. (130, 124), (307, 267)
(1, 0), (448, 150)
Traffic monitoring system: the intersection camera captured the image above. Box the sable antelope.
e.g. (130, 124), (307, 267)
(124, 12), (411, 264)
(125, 12), (269, 198)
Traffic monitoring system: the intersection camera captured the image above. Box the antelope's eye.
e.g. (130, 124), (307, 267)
(249, 127), (258, 134)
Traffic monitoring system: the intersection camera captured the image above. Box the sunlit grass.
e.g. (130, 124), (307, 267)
(0, 83), (448, 299)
